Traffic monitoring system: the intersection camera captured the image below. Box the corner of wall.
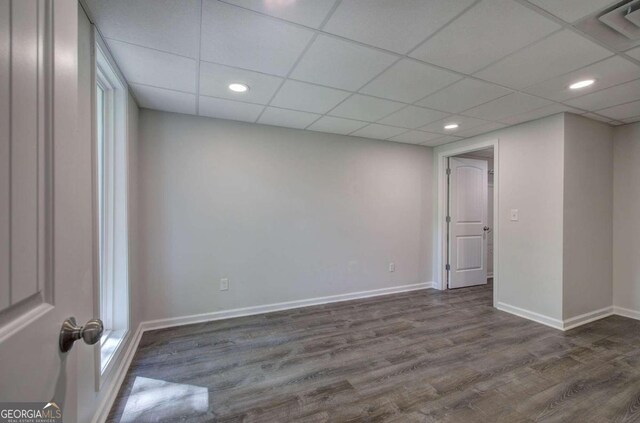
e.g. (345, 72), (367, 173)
(612, 121), (640, 315)
(561, 114), (614, 321)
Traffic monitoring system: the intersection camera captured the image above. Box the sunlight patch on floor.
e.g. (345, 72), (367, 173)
(120, 376), (208, 422)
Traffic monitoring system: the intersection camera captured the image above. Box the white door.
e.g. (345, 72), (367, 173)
(0, 1), (96, 421)
(448, 157), (488, 289)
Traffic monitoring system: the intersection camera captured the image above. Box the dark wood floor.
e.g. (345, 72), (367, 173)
(108, 283), (640, 422)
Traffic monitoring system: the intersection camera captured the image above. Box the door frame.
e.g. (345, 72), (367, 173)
(447, 156), (489, 289)
(435, 138), (499, 307)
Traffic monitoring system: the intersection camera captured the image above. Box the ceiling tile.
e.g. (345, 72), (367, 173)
(307, 116), (368, 135)
(622, 115), (640, 123)
(389, 130), (442, 144)
(475, 30), (612, 89)
(522, 56), (640, 102)
(425, 135), (464, 146)
(85, 0), (200, 57)
(417, 78), (512, 113)
(566, 79), (640, 110)
(379, 106), (449, 129)
(220, 0), (338, 28)
(290, 35), (397, 91)
(199, 96), (264, 122)
(258, 107), (321, 129)
(328, 94), (404, 121)
(131, 84), (197, 115)
(582, 112), (614, 123)
(199, 61), (283, 104)
(323, 0), (476, 54)
(350, 124), (407, 140)
(107, 39), (197, 93)
(598, 100), (640, 120)
(271, 80), (350, 113)
(626, 46), (640, 61)
(419, 115), (492, 135)
(454, 122), (506, 138)
(410, 0), (560, 74)
(462, 93), (552, 121)
(360, 59), (462, 103)
(499, 104), (582, 125)
(200, 1), (314, 76)
(527, 0), (617, 23)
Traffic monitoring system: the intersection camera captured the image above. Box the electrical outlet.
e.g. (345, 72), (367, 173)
(388, 262), (395, 272)
(220, 278), (229, 291)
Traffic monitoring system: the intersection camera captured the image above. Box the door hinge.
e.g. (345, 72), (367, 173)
(446, 168), (451, 175)
(445, 264), (451, 271)
(446, 216), (451, 223)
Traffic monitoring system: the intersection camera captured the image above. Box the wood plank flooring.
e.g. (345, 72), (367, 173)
(107, 284), (640, 422)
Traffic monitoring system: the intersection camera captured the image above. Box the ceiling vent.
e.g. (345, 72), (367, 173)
(575, 0), (640, 51)
(599, 0), (640, 40)
(624, 2), (640, 26)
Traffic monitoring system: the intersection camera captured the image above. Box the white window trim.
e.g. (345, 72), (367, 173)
(96, 71), (115, 338)
(93, 29), (131, 389)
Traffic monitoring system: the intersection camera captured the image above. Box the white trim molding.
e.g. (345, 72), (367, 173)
(498, 303), (618, 331)
(91, 324), (144, 423)
(562, 307), (614, 331)
(497, 302), (564, 330)
(90, 281), (434, 422)
(614, 306), (640, 321)
(141, 282), (435, 331)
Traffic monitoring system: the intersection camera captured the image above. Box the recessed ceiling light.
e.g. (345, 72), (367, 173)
(228, 83), (249, 93)
(569, 79), (595, 90)
(444, 123), (459, 130)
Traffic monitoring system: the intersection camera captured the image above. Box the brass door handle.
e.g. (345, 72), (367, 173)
(59, 317), (104, 353)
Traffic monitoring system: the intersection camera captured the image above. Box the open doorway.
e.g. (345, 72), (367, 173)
(435, 139), (498, 307)
(446, 147), (494, 290)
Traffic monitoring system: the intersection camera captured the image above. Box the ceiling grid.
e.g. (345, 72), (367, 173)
(85, 0), (640, 146)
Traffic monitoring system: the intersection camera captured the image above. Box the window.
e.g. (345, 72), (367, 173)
(95, 39), (129, 377)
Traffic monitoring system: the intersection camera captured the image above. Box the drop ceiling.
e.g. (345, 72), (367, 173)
(83, 0), (640, 147)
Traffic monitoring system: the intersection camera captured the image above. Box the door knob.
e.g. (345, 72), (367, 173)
(483, 226), (491, 232)
(59, 317), (104, 353)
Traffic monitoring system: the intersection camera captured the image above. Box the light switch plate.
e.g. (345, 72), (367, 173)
(510, 209), (519, 221)
(220, 278), (229, 291)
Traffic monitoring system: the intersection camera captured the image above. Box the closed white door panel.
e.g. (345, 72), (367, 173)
(449, 157), (488, 288)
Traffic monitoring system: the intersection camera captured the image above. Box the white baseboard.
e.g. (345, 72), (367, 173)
(497, 303), (620, 331)
(141, 282), (435, 332)
(91, 323), (145, 423)
(91, 281), (434, 422)
(496, 302), (564, 330)
(614, 306), (640, 321)
(562, 307), (614, 330)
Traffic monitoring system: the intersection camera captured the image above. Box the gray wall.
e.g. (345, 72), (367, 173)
(127, 94), (141, 328)
(613, 122), (640, 314)
(494, 115), (566, 320)
(563, 114), (613, 319)
(137, 110), (434, 321)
